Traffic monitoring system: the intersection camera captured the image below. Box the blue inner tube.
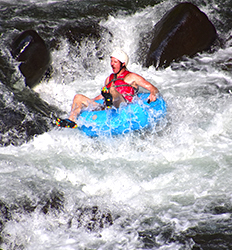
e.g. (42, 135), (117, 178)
(77, 93), (166, 137)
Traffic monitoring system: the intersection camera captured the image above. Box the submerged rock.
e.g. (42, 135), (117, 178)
(0, 193), (114, 247)
(40, 190), (65, 215)
(70, 206), (113, 232)
(145, 2), (217, 68)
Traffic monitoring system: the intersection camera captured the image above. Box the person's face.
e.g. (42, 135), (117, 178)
(111, 57), (124, 73)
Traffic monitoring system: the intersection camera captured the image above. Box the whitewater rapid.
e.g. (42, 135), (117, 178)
(1, 0), (232, 249)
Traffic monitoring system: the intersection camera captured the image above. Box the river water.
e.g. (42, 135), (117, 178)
(1, 0), (232, 249)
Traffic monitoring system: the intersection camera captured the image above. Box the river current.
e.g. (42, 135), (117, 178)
(0, 0), (232, 249)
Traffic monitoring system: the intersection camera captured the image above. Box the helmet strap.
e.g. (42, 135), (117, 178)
(114, 62), (125, 77)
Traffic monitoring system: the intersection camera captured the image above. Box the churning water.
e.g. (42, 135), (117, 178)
(1, 0), (232, 249)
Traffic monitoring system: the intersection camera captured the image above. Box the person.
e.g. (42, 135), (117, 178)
(56, 49), (159, 128)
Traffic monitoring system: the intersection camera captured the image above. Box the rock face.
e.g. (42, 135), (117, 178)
(11, 30), (50, 88)
(145, 2), (217, 68)
(0, 83), (62, 147)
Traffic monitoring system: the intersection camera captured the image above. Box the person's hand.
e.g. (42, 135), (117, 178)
(148, 93), (157, 103)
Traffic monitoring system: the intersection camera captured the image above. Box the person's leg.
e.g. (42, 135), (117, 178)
(109, 83), (126, 108)
(68, 94), (100, 121)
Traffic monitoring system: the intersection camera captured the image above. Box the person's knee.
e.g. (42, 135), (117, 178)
(73, 94), (91, 108)
(73, 94), (84, 102)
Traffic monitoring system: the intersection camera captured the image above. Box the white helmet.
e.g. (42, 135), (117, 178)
(110, 49), (129, 66)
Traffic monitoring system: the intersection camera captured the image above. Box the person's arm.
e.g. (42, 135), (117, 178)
(92, 94), (103, 101)
(125, 73), (159, 102)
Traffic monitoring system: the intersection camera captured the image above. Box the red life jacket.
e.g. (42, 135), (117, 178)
(106, 70), (135, 102)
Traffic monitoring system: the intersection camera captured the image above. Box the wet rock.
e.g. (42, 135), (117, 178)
(0, 108), (52, 147)
(138, 223), (176, 249)
(11, 30), (50, 88)
(0, 51), (16, 87)
(0, 201), (11, 244)
(55, 21), (107, 46)
(145, 2), (217, 68)
(0, 83), (63, 147)
(185, 225), (232, 250)
(49, 20), (113, 70)
(40, 190), (65, 215)
(139, 221), (232, 249)
(0, 201), (11, 226)
(9, 197), (37, 215)
(71, 206), (113, 232)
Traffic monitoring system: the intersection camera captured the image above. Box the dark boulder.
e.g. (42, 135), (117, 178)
(145, 2), (217, 68)
(11, 30), (50, 88)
